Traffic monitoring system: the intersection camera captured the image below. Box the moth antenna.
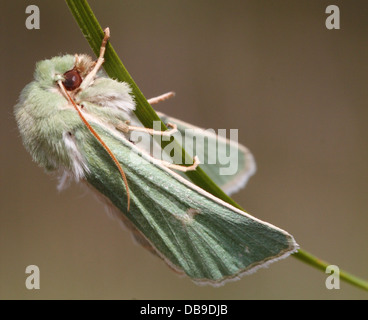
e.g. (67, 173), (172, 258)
(80, 28), (111, 90)
(58, 80), (131, 211)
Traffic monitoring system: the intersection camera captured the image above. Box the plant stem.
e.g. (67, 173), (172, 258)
(65, 0), (368, 292)
(294, 250), (368, 291)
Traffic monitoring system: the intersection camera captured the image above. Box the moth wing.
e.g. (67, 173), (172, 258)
(157, 112), (256, 195)
(75, 122), (298, 285)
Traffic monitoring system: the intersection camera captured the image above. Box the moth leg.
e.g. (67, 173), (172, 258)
(159, 156), (200, 172)
(116, 121), (178, 136)
(147, 92), (175, 105)
(80, 28), (110, 90)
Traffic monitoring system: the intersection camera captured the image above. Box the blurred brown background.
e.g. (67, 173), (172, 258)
(1, 0), (367, 299)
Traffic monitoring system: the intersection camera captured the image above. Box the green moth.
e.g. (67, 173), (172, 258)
(14, 28), (298, 285)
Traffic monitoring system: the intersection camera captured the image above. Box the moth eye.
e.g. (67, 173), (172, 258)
(62, 69), (82, 91)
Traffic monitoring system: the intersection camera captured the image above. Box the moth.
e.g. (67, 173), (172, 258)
(14, 28), (298, 285)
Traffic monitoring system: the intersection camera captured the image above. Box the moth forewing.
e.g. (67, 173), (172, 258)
(75, 117), (298, 285)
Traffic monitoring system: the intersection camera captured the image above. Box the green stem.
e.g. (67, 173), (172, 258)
(294, 250), (368, 291)
(65, 0), (368, 292)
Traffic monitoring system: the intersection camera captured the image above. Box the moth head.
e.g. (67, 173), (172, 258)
(61, 67), (82, 91)
(34, 54), (95, 91)
(61, 54), (95, 91)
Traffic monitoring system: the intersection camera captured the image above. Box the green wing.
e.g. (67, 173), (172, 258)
(157, 112), (256, 196)
(75, 121), (298, 285)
